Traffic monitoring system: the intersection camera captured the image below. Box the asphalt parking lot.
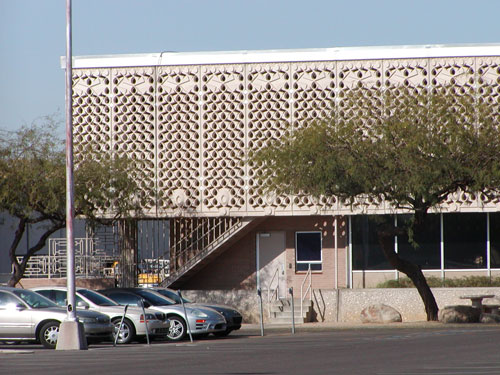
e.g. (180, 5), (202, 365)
(2, 323), (500, 375)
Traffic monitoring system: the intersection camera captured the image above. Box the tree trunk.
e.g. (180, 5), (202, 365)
(7, 217), (65, 287)
(377, 226), (439, 321)
(119, 219), (138, 287)
(8, 262), (25, 287)
(7, 218), (27, 287)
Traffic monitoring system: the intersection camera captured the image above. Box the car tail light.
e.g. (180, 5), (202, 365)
(196, 319), (206, 323)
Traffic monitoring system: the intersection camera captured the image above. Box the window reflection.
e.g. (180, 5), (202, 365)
(351, 215), (392, 270)
(491, 213), (500, 268)
(444, 213), (486, 269)
(397, 214), (441, 270)
(296, 232), (322, 271)
(352, 213), (492, 271)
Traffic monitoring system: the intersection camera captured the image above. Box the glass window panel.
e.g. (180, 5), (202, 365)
(397, 214), (441, 270)
(36, 290), (53, 300)
(0, 292), (21, 308)
(490, 213), (500, 268)
(296, 263), (322, 272)
(53, 290), (67, 307)
(105, 292), (141, 306)
(78, 289), (119, 306)
(296, 232), (322, 261)
(296, 232), (322, 271)
(351, 215), (392, 270)
(444, 213), (486, 269)
(12, 290), (56, 308)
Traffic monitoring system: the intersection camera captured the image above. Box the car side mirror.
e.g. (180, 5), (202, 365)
(77, 301), (90, 310)
(6, 303), (26, 311)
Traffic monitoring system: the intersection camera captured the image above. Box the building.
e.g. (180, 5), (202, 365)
(67, 43), (500, 296)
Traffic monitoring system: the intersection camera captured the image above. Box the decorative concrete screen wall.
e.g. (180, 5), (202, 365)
(70, 45), (500, 218)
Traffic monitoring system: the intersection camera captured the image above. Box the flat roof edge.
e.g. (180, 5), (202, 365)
(62, 43), (500, 69)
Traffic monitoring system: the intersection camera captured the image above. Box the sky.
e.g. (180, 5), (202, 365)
(1, 0), (500, 132)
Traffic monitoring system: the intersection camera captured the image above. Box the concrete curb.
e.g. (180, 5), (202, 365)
(0, 349), (35, 354)
(236, 320), (498, 335)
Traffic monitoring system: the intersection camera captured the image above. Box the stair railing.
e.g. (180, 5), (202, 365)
(169, 217), (242, 277)
(267, 266), (280, 318)
(300, 264), (312, 319)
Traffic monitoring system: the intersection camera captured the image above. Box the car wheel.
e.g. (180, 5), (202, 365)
(112, 318), (136, 344)
(39, 321), (60, 349)
(166, 316), (186, 341)
(213, 328), (232, 337)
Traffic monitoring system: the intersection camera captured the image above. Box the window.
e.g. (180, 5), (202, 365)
(0, 292), (22, 309)
(397, 214), (441, 269)
(79, 289), (118, 306)
(351, 215), (392, 270)
(104, 292), (141, 306)
(52, 290), (67, 307)
(444, 213), (486, 269)
(491, 213), (500, 268)
(35, 290), (54, 301)
(352, 212), (494, 272)
(296, 232), (322, 271)
(51, 290), (85, 307)
(11, 289), (56, 308)
(135, 290), (174, 306)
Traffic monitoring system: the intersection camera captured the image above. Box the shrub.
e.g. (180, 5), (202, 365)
(376, 276), (500, 288)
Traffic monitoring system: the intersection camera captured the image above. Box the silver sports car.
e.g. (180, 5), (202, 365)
(151, 287), (242, 336)
(99, 288), (226, 341)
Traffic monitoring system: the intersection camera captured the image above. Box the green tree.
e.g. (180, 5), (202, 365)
(251, 88), (500, 321)
(0, 116), (142, 287)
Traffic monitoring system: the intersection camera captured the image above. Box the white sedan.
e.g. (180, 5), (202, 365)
(31, 287), (169, 344)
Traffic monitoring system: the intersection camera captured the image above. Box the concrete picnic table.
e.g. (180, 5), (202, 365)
(459, 294), (495, 309)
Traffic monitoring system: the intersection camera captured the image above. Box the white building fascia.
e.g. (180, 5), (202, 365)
(63, 43), (500, 69)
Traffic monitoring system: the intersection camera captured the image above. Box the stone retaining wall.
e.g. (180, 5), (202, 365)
(184, 287), (500, 324)
(19, 279), (500, 324)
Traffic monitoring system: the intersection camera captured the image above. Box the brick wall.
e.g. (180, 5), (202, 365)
(179, 216), (349, 292)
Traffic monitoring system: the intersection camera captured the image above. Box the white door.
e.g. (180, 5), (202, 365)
(257, 231), (286, 299)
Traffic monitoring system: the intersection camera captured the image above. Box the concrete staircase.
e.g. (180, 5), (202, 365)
(269, 298), (313, 324)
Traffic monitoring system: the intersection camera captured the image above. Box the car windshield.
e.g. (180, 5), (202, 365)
(79, 289), (119, 306)
(155, 289), (191, 304)
(134, 290), (175, 306)
(12, 289), (58, 309)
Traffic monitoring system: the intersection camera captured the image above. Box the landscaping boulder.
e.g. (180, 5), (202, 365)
(480, 313), (500, 324)
(360, 304), (402, 323)
(438, 305), (481, 323)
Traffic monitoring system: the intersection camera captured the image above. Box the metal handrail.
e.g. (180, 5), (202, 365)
(267, 267), (280, 318)
(170, 217), (242, 273)
(163, 218), (247, 286)
(300, 264), (312, 319)
(171, 218), (240, 257)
